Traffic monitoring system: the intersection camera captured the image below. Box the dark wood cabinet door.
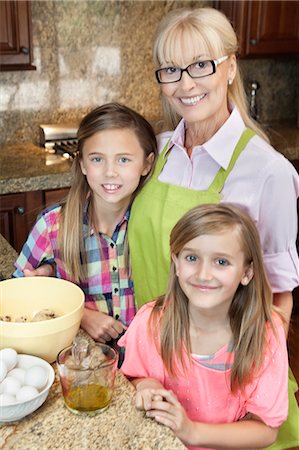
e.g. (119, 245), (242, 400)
(0, 191), (43, 253)
(214, 0), (299, 57)
(0, 193), (29, 253)
(0, 188), (70, 253)
(44, 188), (70, 208)
(0, 0), (36, 71)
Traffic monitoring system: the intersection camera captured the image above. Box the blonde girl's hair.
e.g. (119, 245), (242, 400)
(150, 203), (277, 392)
(153, 7), (269, 142)
(59, 102), (157, 282)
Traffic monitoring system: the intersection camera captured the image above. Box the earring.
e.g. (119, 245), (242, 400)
(228, 79), (233, 85)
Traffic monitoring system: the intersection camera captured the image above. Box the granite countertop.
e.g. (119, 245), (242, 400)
(0, 143), (72, 195)
(0, 125), (298, 196)
(1, 370), (186, 450)
(0, 234), (17, 279)
(0, 235), (186, 450)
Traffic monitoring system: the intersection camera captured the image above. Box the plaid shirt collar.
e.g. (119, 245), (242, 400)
(82, 195), (131, 239)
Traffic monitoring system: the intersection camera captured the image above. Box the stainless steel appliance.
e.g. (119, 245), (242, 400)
(39, 124), (78, 159)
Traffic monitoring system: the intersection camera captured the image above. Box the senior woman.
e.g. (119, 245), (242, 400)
(128, 7), (299, 325)
(128, 8), (299, 450)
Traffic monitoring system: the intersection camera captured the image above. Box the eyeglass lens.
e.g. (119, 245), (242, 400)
(157, 60), (215, 83)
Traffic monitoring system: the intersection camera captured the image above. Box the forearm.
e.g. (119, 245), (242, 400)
(131, 377), (164, 391)
(190, 419), (278, 449)
(273, 291), (293, 335)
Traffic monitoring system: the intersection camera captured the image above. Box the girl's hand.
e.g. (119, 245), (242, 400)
(145, 388), (196, 446)
(133, 379), (164, 411)
(81, 308), (126, 342)
(23, 264), (54, 277)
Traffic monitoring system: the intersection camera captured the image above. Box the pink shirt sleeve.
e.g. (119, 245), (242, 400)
(243, 316), (289, 428)
(118, 302), (165, 384)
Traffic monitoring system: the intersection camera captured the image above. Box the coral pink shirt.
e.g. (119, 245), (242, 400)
(119, 302), (288, 450)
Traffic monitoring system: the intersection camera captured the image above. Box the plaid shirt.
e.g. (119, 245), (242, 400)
(13, 200), (136, 327)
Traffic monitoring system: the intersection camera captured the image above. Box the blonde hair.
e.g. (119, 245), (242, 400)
(150, 203), (278, 391)
(59, 102), (157, 282)
(153, 7), (269, 142)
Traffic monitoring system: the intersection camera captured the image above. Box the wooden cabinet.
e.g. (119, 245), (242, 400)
(0, 187), (69, 253)
(0, 191), (43, 253)
(44, 188), (69, 209)
(0, 0), (36, 71)
(213, 0), (299, 57)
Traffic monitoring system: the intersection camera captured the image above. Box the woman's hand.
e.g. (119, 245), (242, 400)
(23, 264), (54, 277)
(145, 388), (196, 446)
(80, 308), (126, 342)
(132, 378), (164, 411)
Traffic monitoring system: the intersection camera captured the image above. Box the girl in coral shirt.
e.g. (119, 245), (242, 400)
(120, 204), (288, 450)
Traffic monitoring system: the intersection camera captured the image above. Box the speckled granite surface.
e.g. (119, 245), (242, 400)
(0, 0), (208, 145)
(0, 235), (17, 279)
(0, 236), (186, 450)
(0, 370), (186, 450)
(0, 143), (72, 194)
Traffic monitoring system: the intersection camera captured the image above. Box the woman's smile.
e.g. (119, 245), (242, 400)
(180, 93), (207, 105)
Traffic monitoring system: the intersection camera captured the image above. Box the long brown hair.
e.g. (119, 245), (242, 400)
(153, 7), (269, 142)
(150, 203), (278, 391)
(59, 102), (157, 282)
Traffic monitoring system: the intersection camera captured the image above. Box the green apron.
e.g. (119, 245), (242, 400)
(128, 127), (255, 307)
(128, 127), (299, 449)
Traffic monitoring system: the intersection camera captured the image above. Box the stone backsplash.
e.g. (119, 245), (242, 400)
(0, 0), (298, 145)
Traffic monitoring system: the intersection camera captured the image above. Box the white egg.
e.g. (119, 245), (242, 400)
(1, 376), (21, 396)
(25, 365), (48, 390)
(16, 385), (39, 403)
(0, 348), (18, 371)
(8, 367), (26, 385)
(0, 393), (16, 405)
(0, 360), (8, 383)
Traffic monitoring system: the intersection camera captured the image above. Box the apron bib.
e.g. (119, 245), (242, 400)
(129, 128), (255, 307)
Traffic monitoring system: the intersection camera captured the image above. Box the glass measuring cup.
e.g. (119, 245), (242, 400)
(57, 341), (118, 415)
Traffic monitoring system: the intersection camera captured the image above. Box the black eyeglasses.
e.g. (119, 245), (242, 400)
(155, 56), (229, 84)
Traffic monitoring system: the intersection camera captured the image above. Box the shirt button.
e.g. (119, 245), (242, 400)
(110, 243), (114, 248)
(114, 288), (119, 293)
(112, 266), (117, 272)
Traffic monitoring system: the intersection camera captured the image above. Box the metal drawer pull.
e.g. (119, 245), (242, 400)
(20, 47), (29, 55)
(16, 206), (25, 215)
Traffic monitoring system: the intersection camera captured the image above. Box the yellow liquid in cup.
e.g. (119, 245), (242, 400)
(64, 384), (112, 412)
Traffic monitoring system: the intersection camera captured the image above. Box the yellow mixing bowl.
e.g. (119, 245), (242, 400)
(0, 277), (85, 363)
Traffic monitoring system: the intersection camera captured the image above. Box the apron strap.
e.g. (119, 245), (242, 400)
(209, 128), (255, 193)
(152, 140), (172, 179)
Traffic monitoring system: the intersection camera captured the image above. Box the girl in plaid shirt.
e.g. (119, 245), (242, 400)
(14, 102), (157, 344)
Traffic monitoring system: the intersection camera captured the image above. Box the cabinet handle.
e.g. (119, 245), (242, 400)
(16, 206), (25, 215)
(250, 38), (257, 46)
(20, 47), (29, 55)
